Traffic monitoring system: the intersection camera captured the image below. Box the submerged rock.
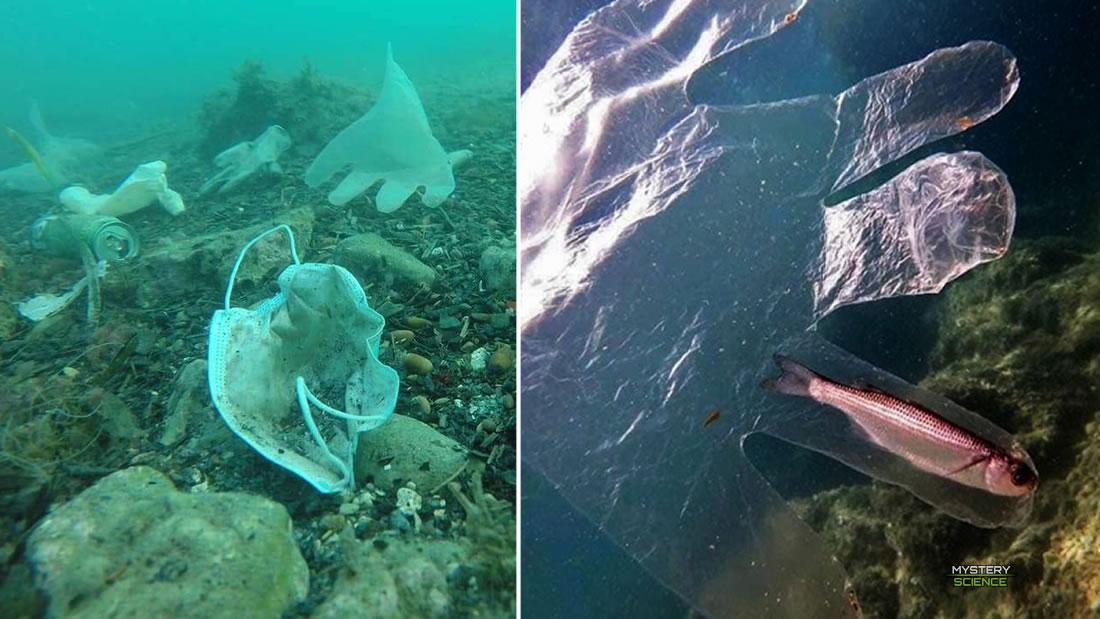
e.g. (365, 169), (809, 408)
(316, 534), (462, 619)
(478, 245), (515, 294)
(160, 359), (209, 447)
(116, 206), (315, 307)
(27, 466), (308, 619)
(334, 233), (436, 289)
(354, 414), (466, 491)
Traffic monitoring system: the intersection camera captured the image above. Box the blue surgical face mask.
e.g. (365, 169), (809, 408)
(208, 224), (399, 493)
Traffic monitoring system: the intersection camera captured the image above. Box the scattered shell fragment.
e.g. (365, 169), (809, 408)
(397, 486), (422, 515)
(404, 353), (433, 375)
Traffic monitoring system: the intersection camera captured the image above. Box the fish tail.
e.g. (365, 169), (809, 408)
(761, 353), (817, 397)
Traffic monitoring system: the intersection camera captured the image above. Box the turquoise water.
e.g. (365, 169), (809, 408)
(0, 0), (514, 148)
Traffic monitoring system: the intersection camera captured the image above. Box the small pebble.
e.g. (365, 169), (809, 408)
(320, 514), (346, 531)
(404, 353), (433, 375)
(405, 316), (432, 329)
(489, 345), (514, 373)
(389, 511), (411, 533)
(501, 393), (515, 409)
(390, 329), (415, 342)
(470, 313), (491, 323)
(338, 503), (359, 516)
(411, 395), (431, 415)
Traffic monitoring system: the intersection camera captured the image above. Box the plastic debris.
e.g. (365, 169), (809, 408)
(60, 160), (185, 217)
(200, 125), (292, 195)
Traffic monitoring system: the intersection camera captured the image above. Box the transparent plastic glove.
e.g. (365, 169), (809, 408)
(305, 44), (455, 212)
(200, 125), (292, 196)
(520, 1), (1020, 617)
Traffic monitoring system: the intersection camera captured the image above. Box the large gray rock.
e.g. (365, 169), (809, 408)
(28, 467), (308, 619)
(479, 245), (515, 295)
(354, 414), (466, 491)
(111, 206), (315, 308)
(333, 233), (436, 289)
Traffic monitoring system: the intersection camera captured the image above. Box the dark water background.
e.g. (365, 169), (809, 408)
(520, 1), (1100, 616)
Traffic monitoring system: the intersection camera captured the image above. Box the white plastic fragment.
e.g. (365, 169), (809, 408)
(60, 160), (185, 217)
(17, 259), (108, 322)
(17, 277), (89, 321)
(200, 125), (292, 195)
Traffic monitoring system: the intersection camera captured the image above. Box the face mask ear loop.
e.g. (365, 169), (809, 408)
(295, 376), (353, 489)
(223, 223), (302, 310)
(295, 377), (394, 490)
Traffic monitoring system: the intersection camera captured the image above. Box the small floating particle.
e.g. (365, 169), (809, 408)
(703, 410), (721, 428)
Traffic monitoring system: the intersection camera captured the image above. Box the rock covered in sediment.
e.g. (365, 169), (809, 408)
(334, 233), (437, 289)
(27, 466), (308, 619)
(354, 414), (466, 491)
(315, 534), (463, 619)
(478, 245), (515, 294)
(160, 359), (209, 447)
(110, 206), (315, 308)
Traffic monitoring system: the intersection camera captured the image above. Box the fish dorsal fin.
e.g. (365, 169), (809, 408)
(852, 380), (928, 409)
(852, 379), (889, 394)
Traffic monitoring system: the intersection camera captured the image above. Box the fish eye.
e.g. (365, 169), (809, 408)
(1010, 462), (1036, 486)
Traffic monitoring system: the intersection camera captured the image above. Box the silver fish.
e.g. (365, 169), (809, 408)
(763, 354), (1037, 497)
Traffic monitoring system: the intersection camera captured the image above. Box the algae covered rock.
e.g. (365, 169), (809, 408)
(797, 237), (1100, 618)
(27, 466), (308, 619)
(333, 233), (436, 289)
(354, 414), (466, 491)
